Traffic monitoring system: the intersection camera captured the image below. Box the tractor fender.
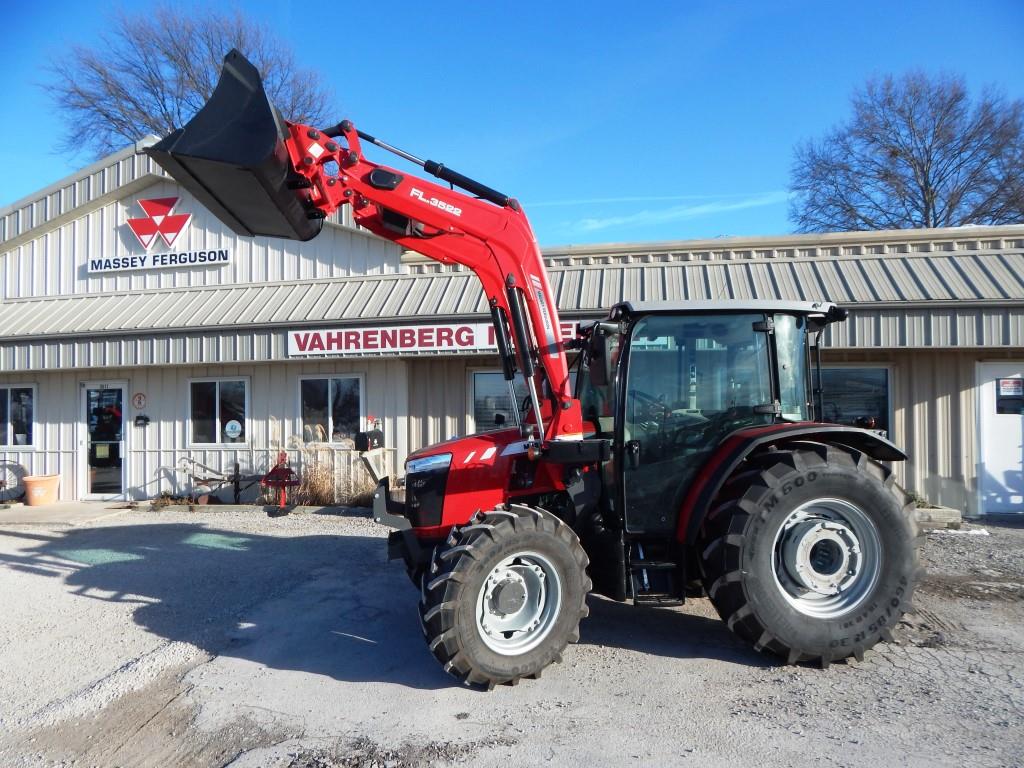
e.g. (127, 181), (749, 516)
(676, 422), (907, 546)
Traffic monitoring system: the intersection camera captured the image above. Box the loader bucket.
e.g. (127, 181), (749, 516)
(146, 49), (322, 242)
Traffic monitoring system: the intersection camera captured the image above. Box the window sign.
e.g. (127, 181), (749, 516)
(189, 380), (247, 444)
(998, 378), (1022, 397)
(300, 377), (362, 443)
(996, 378), (1023, 415)
(0, 387), (35, 446)
(821, 368), (890, 435)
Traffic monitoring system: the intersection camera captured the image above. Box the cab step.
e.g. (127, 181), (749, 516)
(629, 558), (683, 606)
(633, 592), (684, 607)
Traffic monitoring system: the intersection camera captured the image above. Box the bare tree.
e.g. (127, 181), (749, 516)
(46, 5), (334, 158)
(790, 72), (1024, 232)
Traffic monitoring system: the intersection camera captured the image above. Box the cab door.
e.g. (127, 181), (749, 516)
(620, 313), (773, 535)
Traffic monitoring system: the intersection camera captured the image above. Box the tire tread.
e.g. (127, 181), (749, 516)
(419, 504), (591, 688)
(698, 443), (921, 667)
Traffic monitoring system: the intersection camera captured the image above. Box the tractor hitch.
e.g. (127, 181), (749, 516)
(372, 476), (410, 531)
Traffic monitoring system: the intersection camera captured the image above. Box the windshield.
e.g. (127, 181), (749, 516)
(627, 313), (772, 422)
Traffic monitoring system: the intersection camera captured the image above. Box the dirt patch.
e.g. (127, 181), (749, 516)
(919, 573), (1024, 601)
(284, 735), (517, 768)
(918, 522), (1024, 601)
(4, 662), (288, 768)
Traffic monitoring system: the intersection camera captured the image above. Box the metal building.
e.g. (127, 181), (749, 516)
(0, 140), (1022, 516)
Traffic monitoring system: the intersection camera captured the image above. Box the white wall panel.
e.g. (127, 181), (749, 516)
(0, 359), (407, 502)
(2, 179), (399, 301)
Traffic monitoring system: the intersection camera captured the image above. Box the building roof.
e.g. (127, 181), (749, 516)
(0, 240), (1021, 344)
(1, 138), (1023, 370)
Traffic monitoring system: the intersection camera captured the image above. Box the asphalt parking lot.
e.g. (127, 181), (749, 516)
(0, 507), (1021, 768)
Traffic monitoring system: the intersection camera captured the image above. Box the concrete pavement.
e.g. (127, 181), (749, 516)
(0, 501), (133, 526)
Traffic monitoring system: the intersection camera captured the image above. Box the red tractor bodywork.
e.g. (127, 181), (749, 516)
(402, 429), (569, 537)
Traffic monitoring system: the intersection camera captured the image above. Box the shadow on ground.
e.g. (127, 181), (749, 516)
(0, 519), (764, 691)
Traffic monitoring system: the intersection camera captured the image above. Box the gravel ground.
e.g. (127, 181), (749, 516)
(0, 509), (1021, 768)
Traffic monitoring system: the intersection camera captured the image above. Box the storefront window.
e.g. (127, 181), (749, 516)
(300, 377), (361, 442)
(821, 367), (890, 435)
(189, 379), (248, 444)
(472, 372), (529, 431)
(0, 387), (35, 446)
(472, 371), (578, 431)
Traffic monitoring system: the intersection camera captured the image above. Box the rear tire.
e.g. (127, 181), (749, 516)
(698, 443), (921, 667)
(419, 504), (590, 688)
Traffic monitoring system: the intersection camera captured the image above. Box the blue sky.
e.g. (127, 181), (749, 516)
(1, 1), (1022, 246)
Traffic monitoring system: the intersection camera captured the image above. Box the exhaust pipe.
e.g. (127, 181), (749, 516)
(146, 49), (323, 242)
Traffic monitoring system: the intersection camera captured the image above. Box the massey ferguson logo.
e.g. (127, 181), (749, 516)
(88, 197), (230, 274)
(126, 197), (191, 249)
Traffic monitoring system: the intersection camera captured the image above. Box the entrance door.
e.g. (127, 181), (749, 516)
(978, 363), (1024, 515)
(82, 382), (127, 499)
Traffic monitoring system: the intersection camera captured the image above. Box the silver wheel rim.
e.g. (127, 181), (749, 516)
(771, 498), (882, 619)
(475, 551), (562, 655)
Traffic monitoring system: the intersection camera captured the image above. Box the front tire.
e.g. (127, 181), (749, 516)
(698, 443), (921, 667)
(419, 504), (590, 688)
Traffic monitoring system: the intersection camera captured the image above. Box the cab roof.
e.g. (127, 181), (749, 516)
(611, 299), (841, 319)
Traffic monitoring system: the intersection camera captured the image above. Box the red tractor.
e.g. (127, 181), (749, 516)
(151, 51), (921, 688)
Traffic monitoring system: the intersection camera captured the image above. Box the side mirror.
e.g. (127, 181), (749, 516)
(494, 413), (506, 426)
(588, 329), (615, 387)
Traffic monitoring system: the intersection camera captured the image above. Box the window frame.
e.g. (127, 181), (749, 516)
(186, 376), (251, 447)
(468, 367), (579, 434)
(0, 383), (38, 450)
(819, 363), (894, 437)
(296, 373), (366, 444)
(467, 368), (515, 435)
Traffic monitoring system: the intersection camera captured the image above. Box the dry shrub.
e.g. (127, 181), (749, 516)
(297, 453), (336, 505)
(337, 462), (377, 508)
(288, 430), (377, 507)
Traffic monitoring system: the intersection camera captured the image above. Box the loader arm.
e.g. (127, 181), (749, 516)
(278, 119), (582, 442)
(146, 48), (585, 445)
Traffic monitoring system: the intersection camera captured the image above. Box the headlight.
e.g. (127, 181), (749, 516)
(406, 453), (452, 474)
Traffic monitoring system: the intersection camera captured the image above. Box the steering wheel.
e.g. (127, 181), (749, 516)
(659, 406), (758, 452)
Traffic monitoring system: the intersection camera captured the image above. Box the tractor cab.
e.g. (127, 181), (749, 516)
(578, 300), (847, 537)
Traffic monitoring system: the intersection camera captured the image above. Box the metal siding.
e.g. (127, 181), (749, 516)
(405, 358), (474, 452)
(820, 348), (1020, 517)
(1, 178), (399, 302)
(0, 359), (406, 501)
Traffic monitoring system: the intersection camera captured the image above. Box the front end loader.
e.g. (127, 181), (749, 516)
(149, 50), (921, 688)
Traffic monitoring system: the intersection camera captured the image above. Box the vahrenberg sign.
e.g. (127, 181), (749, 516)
(288, 322), (578, 356)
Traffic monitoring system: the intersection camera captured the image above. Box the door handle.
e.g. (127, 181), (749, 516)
(625, 440), (641, 470)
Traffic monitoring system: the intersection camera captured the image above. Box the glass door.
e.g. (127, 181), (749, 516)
(622, 314), (772, 535)
(83, 383), (126, 498)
